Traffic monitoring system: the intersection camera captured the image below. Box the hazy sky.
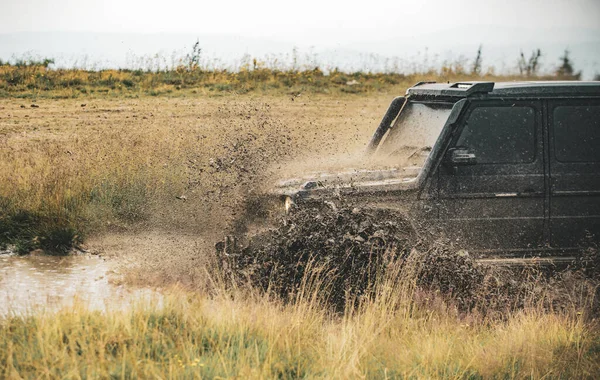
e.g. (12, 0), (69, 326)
(2, 0), (599, 45)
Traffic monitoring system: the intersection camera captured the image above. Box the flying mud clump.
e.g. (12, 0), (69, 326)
(216, 202), (487, 310)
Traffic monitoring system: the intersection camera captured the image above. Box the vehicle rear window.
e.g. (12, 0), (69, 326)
(456, 106), (536, 164)
(553, 105), (600, 163)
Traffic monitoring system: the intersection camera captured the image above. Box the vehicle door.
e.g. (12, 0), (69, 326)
(437, 99), (546, 252)
(548, 98), (600, 249)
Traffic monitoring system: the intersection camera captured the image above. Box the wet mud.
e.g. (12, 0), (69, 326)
(218, 201), (600, 314)
(219, 203), (418, 307)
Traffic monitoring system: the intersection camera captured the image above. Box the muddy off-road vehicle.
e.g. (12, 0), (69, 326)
(268, 81), (600, 264)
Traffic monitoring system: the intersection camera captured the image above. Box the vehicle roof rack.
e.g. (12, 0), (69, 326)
(407, 81), (600, 98)
(407, 81), (495, 97)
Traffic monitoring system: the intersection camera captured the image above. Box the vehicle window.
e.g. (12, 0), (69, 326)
(553, 105), (600, 163)
(456, 106), (535, 164)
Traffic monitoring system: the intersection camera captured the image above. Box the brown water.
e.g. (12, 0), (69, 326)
(0, 254), (159, 315)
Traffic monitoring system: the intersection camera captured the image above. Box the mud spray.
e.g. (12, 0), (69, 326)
(87, 98), (599, 316)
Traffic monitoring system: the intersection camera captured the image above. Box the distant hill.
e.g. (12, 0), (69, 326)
(1, 27), (598, 78)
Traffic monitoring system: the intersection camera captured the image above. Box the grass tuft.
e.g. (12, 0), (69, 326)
(39, 226), (81, 255)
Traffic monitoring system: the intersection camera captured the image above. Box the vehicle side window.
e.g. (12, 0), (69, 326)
(456, 106), (536, 164)
(553, 105), (600, 163)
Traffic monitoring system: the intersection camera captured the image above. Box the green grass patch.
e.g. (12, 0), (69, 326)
(0, 205), (81, 255)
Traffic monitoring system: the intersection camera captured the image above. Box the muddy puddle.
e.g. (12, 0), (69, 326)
(0, 254), (160, 316)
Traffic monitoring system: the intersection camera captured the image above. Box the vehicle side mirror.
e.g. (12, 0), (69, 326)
(446, 147), (477, 166)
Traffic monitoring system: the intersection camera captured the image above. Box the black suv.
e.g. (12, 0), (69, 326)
(273, 81), (600, 263)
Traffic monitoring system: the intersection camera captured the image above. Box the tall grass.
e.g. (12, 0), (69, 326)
(0, 98), (303, 254)
(1, 262), (598, 378)
(0, 63), (434, 98)
(0, 120), (189, 254)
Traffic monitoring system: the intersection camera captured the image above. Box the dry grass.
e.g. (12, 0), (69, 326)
(0, 61), (563, 100)
(0, 64), (409, 98)
(1, 265), (599, 379)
